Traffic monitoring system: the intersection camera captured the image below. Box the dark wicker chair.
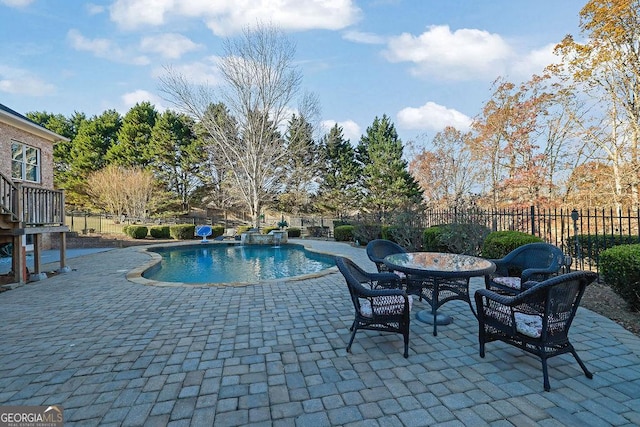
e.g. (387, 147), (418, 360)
(366, 239), (407, 273)
(485, 243), (566, 294)
(336, 256), (411, 358)
(475, 270), (598, 391)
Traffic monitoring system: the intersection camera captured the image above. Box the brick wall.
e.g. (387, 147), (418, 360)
(0, 121), (55, 190)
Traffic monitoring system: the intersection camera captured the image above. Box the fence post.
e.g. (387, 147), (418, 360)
(530, 205), (535, 236)
(571, 209), (580, 264)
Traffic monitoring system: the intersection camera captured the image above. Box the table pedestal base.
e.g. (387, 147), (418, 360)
(415, 309), (452, 325)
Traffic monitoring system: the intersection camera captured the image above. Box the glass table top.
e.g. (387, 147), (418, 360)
(384, 252), (496, 277)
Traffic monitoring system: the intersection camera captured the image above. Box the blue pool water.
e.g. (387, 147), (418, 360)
(143, 243), (336, 283)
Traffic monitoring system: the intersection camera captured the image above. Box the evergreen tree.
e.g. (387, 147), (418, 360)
(106, 101), (158, 167)
(317, 124), (360, 217)
(66, 110), (122, 207)
(277, 114), (320, 214)
(356, 115), (423, 218)
(26, 111), (86, 189)
(149, 110), (205, 212)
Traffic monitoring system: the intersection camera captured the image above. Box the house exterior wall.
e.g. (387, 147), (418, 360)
(0, 121), (55, 190)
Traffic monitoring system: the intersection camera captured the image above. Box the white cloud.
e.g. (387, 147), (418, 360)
(383, 25), (512, 80)
(152, 57), (223, 86)
(121, 89), (165, 111)
(321, 119), (361, 143)
(140, 33), (203, 59)
(0, 66), (56, 96)
(510, 43), (559, 78)
(86, 3), (106, 15)
(109, 0), (361, 36)
(397, 101), (471, 132)
(67, 29), (149, 65)
(1, 0), (34, 7)
(342, 30), (386, 45)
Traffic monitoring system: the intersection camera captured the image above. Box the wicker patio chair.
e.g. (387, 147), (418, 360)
(336, 256), (412, 358)
(485, 243), (566, 294)
(366, 239), (407, 273)
(475, 270), (598, 391)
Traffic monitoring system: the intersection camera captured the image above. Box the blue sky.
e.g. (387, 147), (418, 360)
(0, 0), (586, 145)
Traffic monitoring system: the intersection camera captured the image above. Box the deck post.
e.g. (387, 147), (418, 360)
(30, 233), (47, 281)
(58, 231), (70, 273)
(12, 234), (26, 284)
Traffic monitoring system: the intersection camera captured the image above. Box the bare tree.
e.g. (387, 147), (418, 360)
(409, 127), (479, 209)
(86, 165), (156, 220)
(159, 24), (316, 227)
(554, 0), (640, 209)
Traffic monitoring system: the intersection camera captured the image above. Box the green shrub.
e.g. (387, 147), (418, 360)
(380, 225), (391, 240)
(237, 225), (253, 234)
(149, 225), (170, 239)
(126, 225), (148, 239)
(600, 244), (640, 311)
(568, 234), (639, 263)
(263, 226), (279, 234)
(382, 225), (425, 251)
(353, 224), (382, 245)
(423, 225), (450, 253)
(334, 225), (355, 242)
(481, 230), (543, 258)
(422, 223), (491, 255)
(287, 227), (301, 238)
(122, 225), (130, 235)
(306, 226), (330, 238)
(169, 224), (196, 240)
(210, 225), (224, 238)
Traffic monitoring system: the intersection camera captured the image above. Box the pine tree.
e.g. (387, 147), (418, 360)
(106, 102), (158, 167)
(149, 110), (205, 212)
(277, 114), (320, 214)
(356, 115), (423, 218)
(66, 110), (122, 207)
(317, 124), (360, 217)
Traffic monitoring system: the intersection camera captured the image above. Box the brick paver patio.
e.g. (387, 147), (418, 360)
(1, 239), (639, 426)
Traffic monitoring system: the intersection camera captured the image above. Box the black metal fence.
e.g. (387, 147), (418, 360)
(422, 206), (640, 271)
(65, 212), (210, 236)
(67, 207), (640, 272)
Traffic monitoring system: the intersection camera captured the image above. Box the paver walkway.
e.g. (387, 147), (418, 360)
(1, 239), (639, 426)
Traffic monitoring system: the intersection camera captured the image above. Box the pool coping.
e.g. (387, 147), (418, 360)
(126, 240), (340, 287)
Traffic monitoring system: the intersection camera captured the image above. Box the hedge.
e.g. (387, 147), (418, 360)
(481, 230), (543, 258)
(334, 225), (355, 242)
(423, 223), (491, 255)
(352, 224), (382, 245)
(568, 234), (640, 263)
(126, 225), (148, 239)
(149, 225), (170, 239)
(169, 224), (196, 240)
(237, 225), (253, 234)
(210, 225), (224, 238)
(599, 244), (640, 311)
(287, 227), (301, 238)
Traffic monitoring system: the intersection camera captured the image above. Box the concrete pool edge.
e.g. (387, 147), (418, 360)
(126, 240), (340, 287)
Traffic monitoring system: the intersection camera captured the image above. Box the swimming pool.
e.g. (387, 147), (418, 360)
(142, 243), (336, 284)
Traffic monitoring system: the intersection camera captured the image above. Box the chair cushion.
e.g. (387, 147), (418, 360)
(493, 276), (522, 290)
(359, 295), (413, 317)
(514, 312), (543, 338)
(393, 271), (406, 279)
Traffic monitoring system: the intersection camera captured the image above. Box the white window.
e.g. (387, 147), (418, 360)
(11, 141), (40, 183)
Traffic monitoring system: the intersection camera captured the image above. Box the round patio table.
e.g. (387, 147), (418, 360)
(384, 252), (496, 336)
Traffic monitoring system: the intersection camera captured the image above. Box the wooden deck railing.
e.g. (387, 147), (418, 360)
(0, 171), (19, 223)
(0, 171), (65, 227)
